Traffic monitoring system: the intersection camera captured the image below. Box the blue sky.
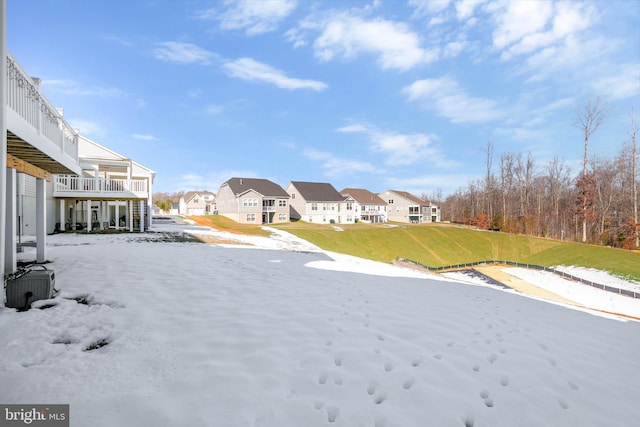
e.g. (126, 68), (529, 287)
(6, 0), (640, 197)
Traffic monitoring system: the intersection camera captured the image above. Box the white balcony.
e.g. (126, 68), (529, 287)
(5, 52), (81, 175)
(53, 175), (148, 199)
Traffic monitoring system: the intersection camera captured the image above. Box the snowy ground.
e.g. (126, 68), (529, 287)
(1, 217), (639, 427)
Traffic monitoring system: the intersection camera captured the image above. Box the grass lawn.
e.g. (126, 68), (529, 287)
(272, 221), (640, 282)
(186, 215), (272, 237)
(185, 216), (640, 281)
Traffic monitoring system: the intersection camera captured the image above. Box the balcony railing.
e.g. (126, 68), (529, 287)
(6, 52), (79, 162)
(54, 175), (148, 197)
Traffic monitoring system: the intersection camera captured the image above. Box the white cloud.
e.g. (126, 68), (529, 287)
(492, 1), (553, 50)
(303, 149), (381, 177)
(154, 42), (216, 64)
(403, 77), (504, 123)
(335, 123), (369, 133)
(385, 173), (472, 197)
(298, 11), (437, 71)
(408, 0), (452, 17)
(205, 104), (224, 115)
(43, 79), (126, 98)
(443, 40), (467, 58)
(67, 119), (105, 137)
(214, 0), (296, 35)
(223, 57), (328, 91)
(175, 170), (257, 193)
(336, 123), (453, 167)
(492, 1), (594, 61)
(455, 0), (484, 21)
(132, 133), (157, 141)
(591, 63), (640, 101)
(101, 34), (133, 48)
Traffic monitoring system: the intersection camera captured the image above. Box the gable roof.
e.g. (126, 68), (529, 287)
(341, 188), (387, 205)
(224, 177), (289, 198)
(290, 181), (345, 202)
(385, 190), (429, 206)
(183, 190), (216, 203)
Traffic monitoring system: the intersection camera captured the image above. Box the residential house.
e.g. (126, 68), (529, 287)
(287, 181), (354, 224)
(3, 49), (155, 279)
(379, 190), (440, 224)
(179, 190), (216, 215)
(52, 135), (156, 232)
(216, 177), (290, 224)
(340, 188), (388, 223)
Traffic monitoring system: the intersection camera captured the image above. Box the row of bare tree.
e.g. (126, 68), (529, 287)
(440, 100), (638, 250)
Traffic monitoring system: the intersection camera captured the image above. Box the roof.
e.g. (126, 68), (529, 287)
(223, 177), (289, 198)
(183, 190), (216, 203)
(385, 190), (429, 206)
(289, 181), (345, 202)
(340, 188), (387, 205)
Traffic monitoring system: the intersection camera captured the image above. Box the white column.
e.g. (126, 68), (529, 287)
(139, 199), (145, 232)
(147, 176), (153, 228)
(86, 199), (92, 232)
(128, 200), (133, 231)
(59, 199), (65, 231)
(115, 202), (120, 230)
(36, 178), (46, 262)
(5, 168), (16, 274)
(72, 200), (77, 230)
(1, 0), (7, 281)
(99, 201), (105, 230)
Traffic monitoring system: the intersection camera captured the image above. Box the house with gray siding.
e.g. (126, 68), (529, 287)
(379, 190), (440, 224)
(287, 181), (354, 224)
(216, 178), (290, 224)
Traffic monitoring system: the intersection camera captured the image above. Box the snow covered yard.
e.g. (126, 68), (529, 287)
(1, 219), (640, 427)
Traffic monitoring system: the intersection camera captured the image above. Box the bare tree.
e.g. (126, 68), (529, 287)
(630, 111), (639, 248)
(545, 157), (572, 239)
(484, 140), (495, 218)
(575, 97), (609, 242)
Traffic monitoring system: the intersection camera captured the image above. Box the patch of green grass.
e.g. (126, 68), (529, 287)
(187, 215), (272, 237)
(272, 222), (640, 281)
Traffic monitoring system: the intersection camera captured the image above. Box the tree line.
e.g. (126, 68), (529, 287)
(440, 100), (639, 250)
(151, 191), (185, 213)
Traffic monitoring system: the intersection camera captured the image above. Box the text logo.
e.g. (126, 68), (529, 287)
(0, 405), (69, 427)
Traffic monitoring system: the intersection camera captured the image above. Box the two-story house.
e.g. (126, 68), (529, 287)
(179, 190), (216, 215)
(53, 135), (155, 232)
(340, 188), (388, 223)
(287, 181), (354, 224)
(3, 50), (155, 278)
(216, 177), (290, 224)
(379, 190), (440, 224)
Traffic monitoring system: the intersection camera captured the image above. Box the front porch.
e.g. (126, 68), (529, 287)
(57, 198), (149, 233)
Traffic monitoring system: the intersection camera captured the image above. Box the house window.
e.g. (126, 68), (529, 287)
(246, 213), (256, 221)
(243, 198), (258, 207)
(311, 203), (318, 211)
(346, 202), (353, 211)
(278, 213), (287, 221)
(278, 200), (287, 207)
(388, 199), (394, 204)
(194, 198), (199, 204)
(291, 193), (296, 199)
(323, 216), (327, 222)
(409, 206), (419, 215)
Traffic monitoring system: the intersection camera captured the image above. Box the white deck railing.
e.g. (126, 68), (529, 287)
(5, 52), (79, 161)
(54, 175), (148, 195)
